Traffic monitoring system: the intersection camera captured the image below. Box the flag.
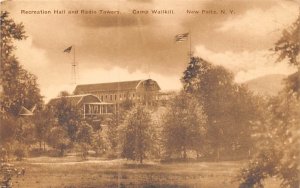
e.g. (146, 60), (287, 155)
(175, 33), (189, 42)
(63, 46), (72, 53)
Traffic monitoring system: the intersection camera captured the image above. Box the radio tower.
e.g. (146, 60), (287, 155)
(72, 46), (77, 85)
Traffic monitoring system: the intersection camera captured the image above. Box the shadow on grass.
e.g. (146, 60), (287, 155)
(143, 185), (190, 188)
(160, 158), (201, 164)
(108, 183), (191, 188)
(123, 163), (157, 169)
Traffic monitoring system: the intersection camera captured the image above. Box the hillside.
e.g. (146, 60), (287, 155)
(243, 74), (287, 96)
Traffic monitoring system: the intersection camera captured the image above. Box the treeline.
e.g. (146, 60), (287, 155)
(0, 55), (262, 163)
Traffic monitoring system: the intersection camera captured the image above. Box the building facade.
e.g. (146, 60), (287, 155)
(73, 79), (161, 106)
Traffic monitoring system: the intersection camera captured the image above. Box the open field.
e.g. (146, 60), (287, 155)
(11, 157), (280, 188)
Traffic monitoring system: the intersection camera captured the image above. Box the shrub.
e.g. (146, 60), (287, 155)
(14, 145), (27, 161)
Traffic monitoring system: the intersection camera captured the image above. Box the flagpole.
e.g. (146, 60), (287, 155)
(175, 32), (191, 64)
(189, 30), (192, 61)
(73, 45), (75, 66)
(73, 45), (76, 85)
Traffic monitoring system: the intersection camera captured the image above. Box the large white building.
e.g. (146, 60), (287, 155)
(73, 79), (161, 106)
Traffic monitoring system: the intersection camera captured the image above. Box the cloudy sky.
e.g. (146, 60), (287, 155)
(2, 0), (299, 101)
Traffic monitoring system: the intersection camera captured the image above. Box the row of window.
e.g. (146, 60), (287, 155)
(84, 104), (114, 114)
(95, 92), (158, 102)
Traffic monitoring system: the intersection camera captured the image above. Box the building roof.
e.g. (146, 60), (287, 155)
(19, 106), (33, 116)
(48, 94), (101, 106)
(74, 79), (160, 94)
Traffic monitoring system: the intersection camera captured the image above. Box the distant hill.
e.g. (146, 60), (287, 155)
(243, 74), (287, 96)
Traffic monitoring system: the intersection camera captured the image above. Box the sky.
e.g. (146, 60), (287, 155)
(2, 0), (299, 101)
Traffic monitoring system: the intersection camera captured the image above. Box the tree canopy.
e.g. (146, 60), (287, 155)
(120, 105), (153, 163)
(162, 92), (207, 159)
(181, 57), (258, 160)
(0, 11), (43, 117)
(238, 11), (300, 188)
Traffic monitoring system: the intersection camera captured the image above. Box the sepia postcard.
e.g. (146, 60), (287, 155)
(1, 0), (299, 187)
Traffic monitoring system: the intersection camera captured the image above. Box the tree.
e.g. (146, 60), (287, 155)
(105, 113), (120, 152)
(238, 92), (300, 188)
(238, 12), (300, 188)
(0, 11), (44, 162)
(181, 57), (258, 160)
(76, 121), (94, 159)
(273, 12), (299, 67)
(0, 118), (17, 146)
(0, 117), (17, 160)
(16, 118), (36, 145)
(52, 96), (81, 142)
(102, 101), (135, 156)
(120, 106), (153, 163)
(1, 11), (43, 117)
(0, 11), (26, 60)
(162, 92), (207, 159)
(120, 98), (134, 111)
(33, 106), (55, 150)
(47, 126), (70, 156)
(76, 121), (94, 145)
(273, 11), (300, 95)
(48, 93), (102, 156)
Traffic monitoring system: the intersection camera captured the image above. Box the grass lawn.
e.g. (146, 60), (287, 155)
(11, 156), (280, 188)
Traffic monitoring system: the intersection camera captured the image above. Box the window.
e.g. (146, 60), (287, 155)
(110, 95), (112, 101)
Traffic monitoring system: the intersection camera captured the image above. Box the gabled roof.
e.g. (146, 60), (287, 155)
(48, 94), (100, 106)
(19, 106), (33, 116)
(74, 79), (160, 94)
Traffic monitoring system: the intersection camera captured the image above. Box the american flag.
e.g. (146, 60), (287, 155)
(175, 33), (189, 42)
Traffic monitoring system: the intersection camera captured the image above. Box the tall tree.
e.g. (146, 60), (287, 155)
(106, 113), (120, 151)
(52, 96), (81, 142)
(0, 11), (43, 161)
(162, 92), (207, 159)
(105, 101), (132, 152)
(238, 92), (300, 188)
(181, 57), (257, 160)
(33, 106), (55, 150)
(76, 121), (94, 159)
(120, 106), (153, 163)
(238, 11), (300, 188)
(1, 11), (43, 117)
(47, 126), (70, 156)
